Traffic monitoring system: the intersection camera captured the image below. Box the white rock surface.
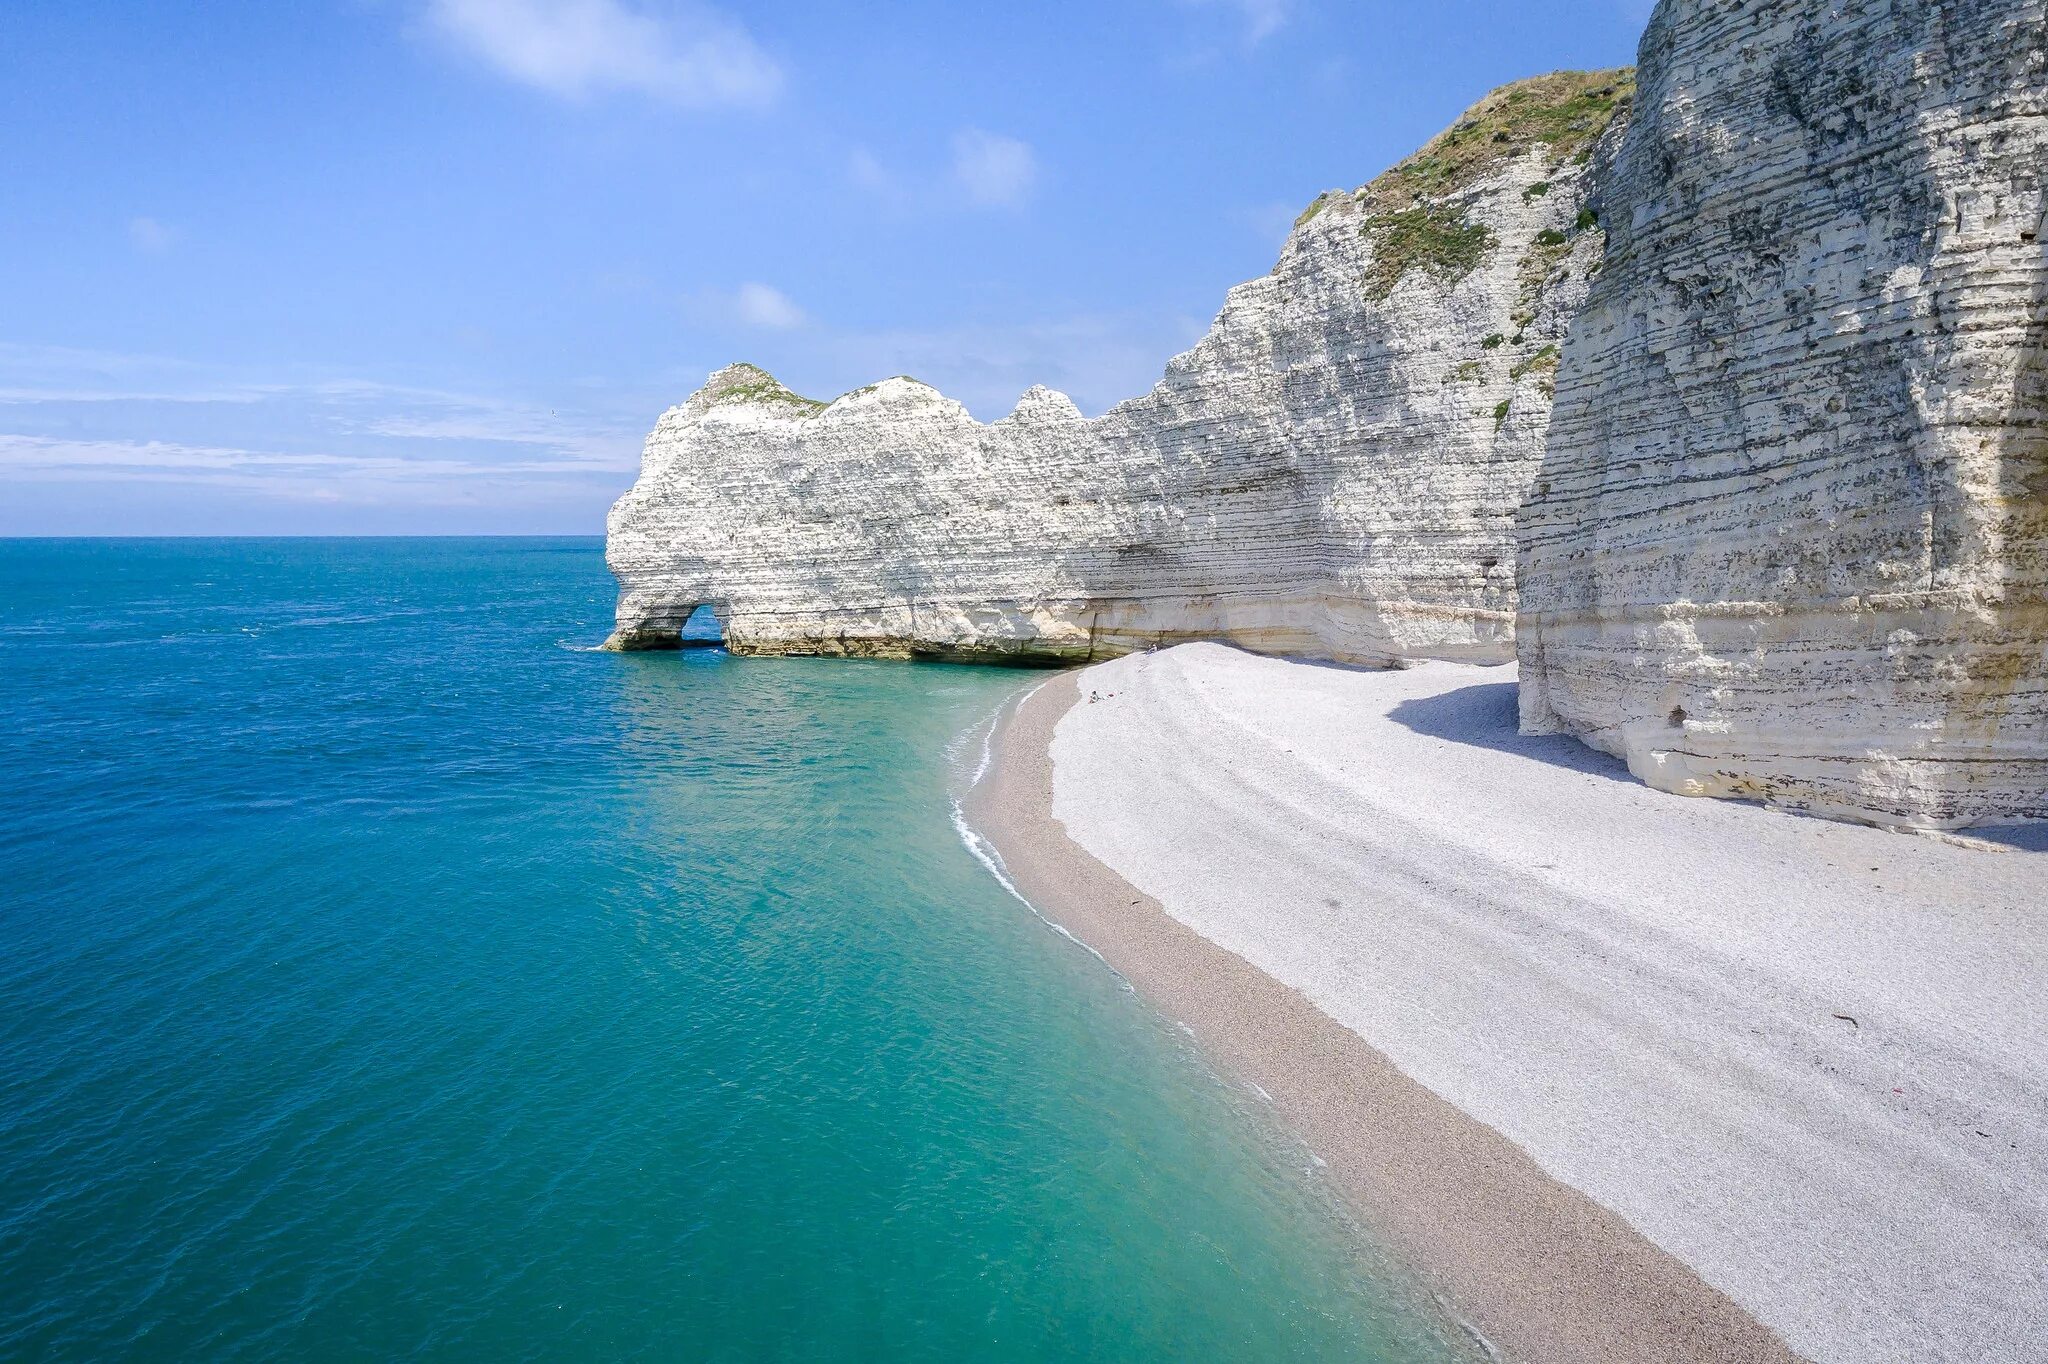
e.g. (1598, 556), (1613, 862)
(1516, 0), (2048, 827)
(606, 74), (1633, 666)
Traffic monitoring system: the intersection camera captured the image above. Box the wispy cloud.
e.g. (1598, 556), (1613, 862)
(0, 298), (1212, 524)
(2, 435), (343, 476)
(0, 342), (642, 524)
(0, 384), (267, 406)
(0, 433), (625, 480)
(1177, 0), (1292, 45)
(0, 341), (274, 406)
(681, 282), (811, 333)
(950, 130), (1040, 209)
(421, 0), (782, 107)
(732, 282), (807, 330)
(846, 148), (894, 198)
(0, 429), (634, 513)
(350, 410), (633, 467)
(128, 216), (176, 254)
(849, 132), (1042, 215)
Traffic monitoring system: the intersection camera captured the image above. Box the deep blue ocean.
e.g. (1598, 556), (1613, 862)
(0, 538), (1471, 1362)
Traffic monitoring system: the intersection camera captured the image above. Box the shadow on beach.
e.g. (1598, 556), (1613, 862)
(1387, 680), (1638, 785)
(1390, 681), (2048, 852)
(1967, 823), (2048, 853)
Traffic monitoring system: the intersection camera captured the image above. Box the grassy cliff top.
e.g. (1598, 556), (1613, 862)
(1358, 68), (1635, 217)
(700, 363), (828, 413)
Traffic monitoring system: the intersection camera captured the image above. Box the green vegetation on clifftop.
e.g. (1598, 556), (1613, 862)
(1359, 69), (1635, 217)
(1360, 205), (1496, 301)
(1351, 68), (1633, 301)
(704, 364), (828, 414)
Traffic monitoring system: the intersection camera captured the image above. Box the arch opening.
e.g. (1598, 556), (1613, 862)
(680, 603), (726, 648)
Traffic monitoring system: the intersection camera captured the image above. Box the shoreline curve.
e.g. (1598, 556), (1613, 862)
(958, 665), (1803, 1364)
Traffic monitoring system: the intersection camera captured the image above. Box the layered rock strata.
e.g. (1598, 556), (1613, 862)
(606, 72), (1633, 665)
(1515, 0), (2048, 827)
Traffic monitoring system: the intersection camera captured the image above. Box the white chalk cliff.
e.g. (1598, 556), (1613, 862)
(1515, 0), (2048, 827)
(607, 3), (2047, 830)
(606, 73), (1634, 665)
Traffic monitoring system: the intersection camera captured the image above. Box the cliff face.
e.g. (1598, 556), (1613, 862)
(1515, 0), (2048, 827)
(606, 73), (1632, 665)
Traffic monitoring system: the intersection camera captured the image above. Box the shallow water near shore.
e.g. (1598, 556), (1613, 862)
(0, 538), (1473, 1363)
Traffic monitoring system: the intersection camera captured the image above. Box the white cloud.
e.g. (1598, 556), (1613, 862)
(1, 434), (340, 475)
(848, 134), (1043, 214)
(845, 147), (900, 202)
(732, 282), (806, 330)
(421, 0), (782, 106)
(0, 342), (669, 530)
(0, 431), (634, 513)
(682, 282), (812, 332)
(0, 340), (280, 405)
(0, 384), (263, 405)
(1178, 0), (1291, 44)
(128, 217), (175, 254)
(842, 147), (918, 214)
(352, 411), (633, 467)
(950, 130), (1040, 209)
(946, 129), (1040, 206)
(0, 343), (643, 510)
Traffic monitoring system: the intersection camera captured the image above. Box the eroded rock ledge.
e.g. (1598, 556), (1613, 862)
(605, 71), (1634, 666)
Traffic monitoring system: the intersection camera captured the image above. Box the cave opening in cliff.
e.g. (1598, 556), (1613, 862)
(680, 603), (726, 648)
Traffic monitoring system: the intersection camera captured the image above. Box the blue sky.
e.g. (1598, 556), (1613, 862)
(0, 0), (1650, 534)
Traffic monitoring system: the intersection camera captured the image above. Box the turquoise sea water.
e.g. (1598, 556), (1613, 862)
(0, 539), (1471, 1362)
